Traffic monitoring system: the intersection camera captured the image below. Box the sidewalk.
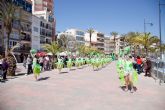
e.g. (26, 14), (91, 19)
(0, 61), (165, 110)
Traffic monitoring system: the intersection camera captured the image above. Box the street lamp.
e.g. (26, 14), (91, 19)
(159, 0), (165, 59)
(144, 18), (153, 34)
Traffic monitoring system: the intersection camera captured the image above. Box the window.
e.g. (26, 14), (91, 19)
(76, 36), (84, 41)
(33, 27), (38, 32)
(76, 31), (84, 36)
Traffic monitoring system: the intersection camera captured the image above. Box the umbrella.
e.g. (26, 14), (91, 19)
(30, 49), (37, 54)
(36, 52), (47, 57)
(47, 52), (53, 56)
(60, 52), (67, 56)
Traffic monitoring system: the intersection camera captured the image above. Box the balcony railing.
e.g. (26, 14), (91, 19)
(21, 25), (31, 33)
(20, 36), (31, 41)
(14, 47), (31, 53)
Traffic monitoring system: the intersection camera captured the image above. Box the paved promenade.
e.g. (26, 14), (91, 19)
(0, 61), (165, 110)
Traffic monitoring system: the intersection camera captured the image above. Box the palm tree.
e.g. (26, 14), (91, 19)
(58, 34), (68, 50)
(125, 32), (140, 45)
(135, 33), (159, 55)
(87, 28), (94, 46)
(110, 32), (118, 53)
(0, 0), (16, 56)
(124, 32), (141, 54)
(42, 41), (61, 62)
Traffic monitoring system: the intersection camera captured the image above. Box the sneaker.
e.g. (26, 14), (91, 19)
(124, 88), (128, 92)
(130, 89), (134, 93)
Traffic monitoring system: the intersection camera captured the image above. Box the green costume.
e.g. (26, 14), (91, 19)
(117, 58), (125, 86)
(67, 59), (73, 69)
(33, 63), (41, 75)
(56, 59), (64, 72)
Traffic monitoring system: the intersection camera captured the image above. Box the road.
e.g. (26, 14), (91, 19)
(0, 61), (165, 110)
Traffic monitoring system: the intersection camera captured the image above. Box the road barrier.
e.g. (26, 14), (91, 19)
(150, 58), (165, 85)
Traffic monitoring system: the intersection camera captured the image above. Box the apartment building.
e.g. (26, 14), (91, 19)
(65, 29), (85, 47)
(85, 31), (105, 51)
(31, 0), (55, 41)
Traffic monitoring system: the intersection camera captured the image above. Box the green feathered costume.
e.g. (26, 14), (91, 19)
(56, 59), (64, 72)
(67, 58), (73, 69)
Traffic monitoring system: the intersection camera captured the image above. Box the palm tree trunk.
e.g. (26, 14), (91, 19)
(90, 33), (92, 46)
(5, 32), (10, 57)
(2, 25), (4, 51)
(114, 36), (116, 54)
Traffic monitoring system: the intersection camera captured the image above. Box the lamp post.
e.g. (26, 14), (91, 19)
(144, 18), (153, 34)
(144, 19), (153, 55)
(159, 0), (165, 59)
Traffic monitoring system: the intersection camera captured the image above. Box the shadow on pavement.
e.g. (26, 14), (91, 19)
(120, 86), (138, 92)
(59, 71), (68, 74)
(16, 73), (26, 76)
(38, 77), (50, 81)
(70, 68), (76, 71)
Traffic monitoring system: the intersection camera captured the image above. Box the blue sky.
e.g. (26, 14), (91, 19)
(55, 0), (165, 42)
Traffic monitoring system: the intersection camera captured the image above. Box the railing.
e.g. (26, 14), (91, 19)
(14, 47), (31, 53)
(20, 36), (31, 41)
(150, 58), (165, 85)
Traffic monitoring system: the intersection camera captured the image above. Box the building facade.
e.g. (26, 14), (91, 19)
(115, 36), (125, 54)
(65, 29), (85, 47)
(40, 18), (53, 45)
(0, 0), (32, 62)
(31, 0), (55, 41)
(104, 36), (111, 54)
(85, 31), (105, 51)
(32, 15), (40, 50)
(109, 35), (125, 54)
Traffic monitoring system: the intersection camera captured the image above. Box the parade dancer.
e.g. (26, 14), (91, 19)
(117, 56), (125, 88)
(67, 58), (73, 70)
(124, 56), (134, 93)
(33, 60), (41, 81)
(56, 58), (64, 73)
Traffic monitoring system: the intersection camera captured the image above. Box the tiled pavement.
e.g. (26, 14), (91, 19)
(0, 62), (165, 110)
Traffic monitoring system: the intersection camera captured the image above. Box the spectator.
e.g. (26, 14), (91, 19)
(136, 56), (142, 74)
(144, 57), (152, 77)
(2, 58), (8, 80)
(44, 55), (50, 71)
(26, 55), (33, 75)
(39, 56), (44, 71)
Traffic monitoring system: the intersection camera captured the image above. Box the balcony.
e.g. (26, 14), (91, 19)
(40, 41), (46, 44)
(97, 38), (104, 43)
(20, 35), (31, 42)
(21, 25), (31, 33)
(13, 46), (31, 53)
(97, 33), (104, 38)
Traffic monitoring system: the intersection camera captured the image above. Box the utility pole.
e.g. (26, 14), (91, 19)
(159, 0), (165, 59)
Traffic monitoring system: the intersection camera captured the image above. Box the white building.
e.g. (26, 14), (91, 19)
(40, 18), (53, 45)
(31, 15), (53, 50)
(65, 29), (85, 46)
(85, 31), (105, 51)
(110, 35), (125, 54)
(104, 36), (111, 54)
(31, 15), (40, 50)
(31, 0), (55, 41)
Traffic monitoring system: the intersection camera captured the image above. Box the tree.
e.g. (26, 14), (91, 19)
(134, 33), (159, 55)
(42, 41), (61, 62)
(87, 28), (94, 46)
(0, 0), (16, 56)
(58, 34), (68, 51)
(110, 32), (118, 53)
